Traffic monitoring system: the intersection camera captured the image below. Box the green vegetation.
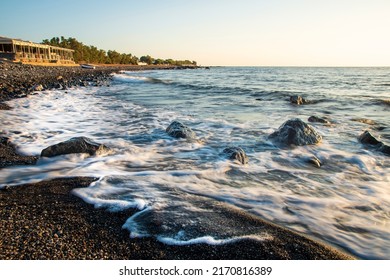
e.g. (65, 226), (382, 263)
(42, 37), (197, 66)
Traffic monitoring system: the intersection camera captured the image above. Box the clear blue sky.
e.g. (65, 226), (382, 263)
(1, 0), (389, 66)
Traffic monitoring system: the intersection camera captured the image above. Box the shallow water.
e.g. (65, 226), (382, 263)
(1, 67), (389, 259)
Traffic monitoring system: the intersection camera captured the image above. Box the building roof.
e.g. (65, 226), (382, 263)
(0, 36), (74, 52)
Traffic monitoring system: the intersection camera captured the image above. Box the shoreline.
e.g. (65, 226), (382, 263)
(0, 63), (355, 260)
(0, 175), (353, 260)
(0, 62), (197, 104)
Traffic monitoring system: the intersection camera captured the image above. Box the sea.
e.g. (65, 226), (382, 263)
(1, 67), (389, 259)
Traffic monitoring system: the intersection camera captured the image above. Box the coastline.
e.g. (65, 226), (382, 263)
(0, 62), (196, 104)
(0, 63), (354, 260)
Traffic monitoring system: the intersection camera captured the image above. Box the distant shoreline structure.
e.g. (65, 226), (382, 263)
(0, 36), (75, 65)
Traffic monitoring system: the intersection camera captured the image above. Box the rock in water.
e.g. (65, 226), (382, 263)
(290, 95), (308, 105)
(269, 118), (322, 146)
(379, 144), (390, 156)
(358, 131), (381, 145)
(308, 116), (330, 125)
(166, 121), (196, 139)
(41, 137), (110, 157)
(222, 147), (249, 164)
(358, 130), (390, 156)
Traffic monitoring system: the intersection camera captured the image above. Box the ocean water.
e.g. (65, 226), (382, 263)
(1, 67), (389, 259)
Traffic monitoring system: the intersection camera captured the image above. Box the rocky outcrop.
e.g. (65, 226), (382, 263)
(222, 147), (248, 164)
(41, 137), (110, 158)
(166, 121), (196, 139)
(358, 131), (390, 156)
(308, 116), (330, 125)
(290, 95), (309, 105)
(269, 118), (322, 146)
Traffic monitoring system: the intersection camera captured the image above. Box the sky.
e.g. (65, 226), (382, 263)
(0, 0), (389, 66)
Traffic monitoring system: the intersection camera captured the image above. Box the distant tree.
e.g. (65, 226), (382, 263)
(153, 58), (165, 65)
(164, 58), (174, 65)
(42, 36), (195, 65)
(140, 55), (154, 65)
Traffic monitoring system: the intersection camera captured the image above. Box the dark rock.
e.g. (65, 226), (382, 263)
(41, 137), (110, 157)
(290, 95), (309, 105)
(222, 147), (249, 164)
(0, 137), (10, 145)
(269, 118), (322, 146)
(308, 116), (330, 125)
(379, 144), (390, 155)
(358, 130), (390, 156)
(374, 126), (386, 131)
(166, 121), (196, 139)
(358, 131), (381, 145)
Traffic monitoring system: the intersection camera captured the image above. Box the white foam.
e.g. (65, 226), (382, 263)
(157, 233), (273, 246)
(113, 73), (151, 83)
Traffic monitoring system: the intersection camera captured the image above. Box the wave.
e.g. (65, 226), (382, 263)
(157, 233), (272, 245)
(113, 73), (171, 85)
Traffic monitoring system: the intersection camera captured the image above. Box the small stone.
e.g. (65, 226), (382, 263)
(308, 116), (330, 125)
(222, 147), (249, 164)
(166, 121), (196, 139)
(290, 95), (308, 105)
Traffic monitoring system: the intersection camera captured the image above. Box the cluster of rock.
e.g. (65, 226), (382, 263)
(165, 121), (249, 164)
(0, 62), (118, 105)
(164, 119), (324, 165)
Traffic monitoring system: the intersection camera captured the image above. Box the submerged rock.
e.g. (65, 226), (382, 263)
(351, 118), (377, 125)
(222, 147), (249, 164)
(358, 130), (390, 156)
(290, 95), (309, 105)
(166, 121), (196, 139)
(308, 116), (331, 125)
(269, 118), (322, 146)
(41, 136), (110, 157)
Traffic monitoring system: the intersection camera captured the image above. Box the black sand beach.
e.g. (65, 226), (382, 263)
(0, 62), (354, 260)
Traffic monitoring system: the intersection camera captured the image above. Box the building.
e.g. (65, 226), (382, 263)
(0, 36), (75, 64)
